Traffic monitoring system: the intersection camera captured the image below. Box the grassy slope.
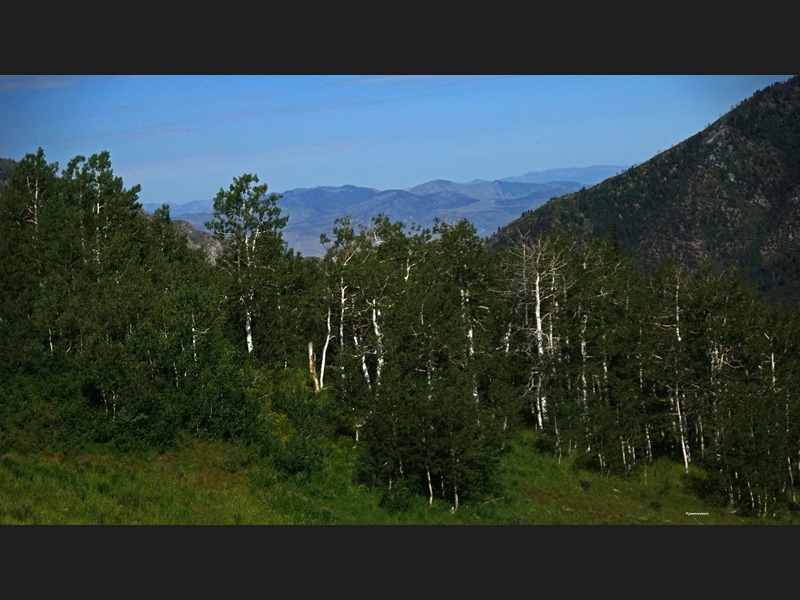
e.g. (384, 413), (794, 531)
(1, 430), (794, 525)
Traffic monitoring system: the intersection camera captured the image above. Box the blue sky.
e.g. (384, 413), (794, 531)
(0, 75), (791, 206)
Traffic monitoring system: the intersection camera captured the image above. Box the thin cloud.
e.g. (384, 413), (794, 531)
(93, 91), (456, 138)
(319, 75), (500, 90)
(51, 126), (194, 146)
(112, 103), (158, 114)
(0, 75), (78, 92)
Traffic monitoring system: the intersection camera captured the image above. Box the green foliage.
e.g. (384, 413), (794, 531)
(379, 478), (417, 514)
(316, 216), (513, 507)
(205, 173), (290, 361)
(0, 150), (259, 453)
(273, 437), (325, 481)
(6, 140), (800, 517)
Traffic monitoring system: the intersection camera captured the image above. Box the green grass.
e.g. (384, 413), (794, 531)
(1, 429), (797, 524)
(491, 432), (756, 525)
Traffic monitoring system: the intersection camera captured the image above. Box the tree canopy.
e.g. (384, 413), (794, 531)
(4, 148), (800, 516)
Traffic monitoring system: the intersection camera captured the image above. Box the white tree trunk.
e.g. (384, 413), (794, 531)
(354, 335), (371, 390)
(245, 306), (254, 354)
(339, 280), (346, 349)
(372, 303), (384, 386)
(534, 271), (543, 356)
(580, 311), (590, 451)
(308, 342), (320, 392)
(675, 278), (681, 342)
(460, 289), (479, 406)
(427, 466), (434, 506)
(191, 313), (198, 363)
(674, 389), (691, 475)
(319, 306), (331, 390)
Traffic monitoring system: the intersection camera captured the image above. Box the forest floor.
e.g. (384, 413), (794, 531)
(1, 429), (796, 524)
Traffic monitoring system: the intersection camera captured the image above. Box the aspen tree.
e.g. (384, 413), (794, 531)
(498, 233), (573, 432)
(0, 149), (62, 375)
(61, 152), (142, 277)
(206, 174), (287, 357)
(642, 259), (693, 474)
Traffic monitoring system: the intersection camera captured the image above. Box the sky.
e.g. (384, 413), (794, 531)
(0, 75), (792, 207)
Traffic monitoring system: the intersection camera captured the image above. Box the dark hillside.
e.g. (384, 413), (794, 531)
(0, 158), (16, 186)
(170, 218), (222, 265)
(487, 76), (800, 306)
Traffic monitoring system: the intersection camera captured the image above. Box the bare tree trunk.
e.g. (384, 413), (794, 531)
(580, 311), (590, 451)
(339, 280), (346, 350)
(319, 306), (331, 390)
(534, 271), (544, 356)
(354, 335), (372, 390)
(675, 278), (681, 343)
(674, 389), (690, 475)
(673, 278), (689, 474)
(191, 313), (198, 363)
(461, 289), (479, 406)
(372, 302), (384, 386)
(25, 176), (41, 230)
(94, 181), (103, 268)
(245, 289), (254, 355)
(308, 342), (320, 392)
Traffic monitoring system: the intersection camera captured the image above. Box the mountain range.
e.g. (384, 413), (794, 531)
(143, 165), (625, 257)
(9, 78), (798, 305)
(0, 154), (622, 262)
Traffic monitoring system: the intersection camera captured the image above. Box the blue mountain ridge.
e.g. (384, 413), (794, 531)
(141, 165), (626, 257)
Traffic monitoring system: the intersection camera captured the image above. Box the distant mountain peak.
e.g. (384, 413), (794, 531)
(137, 166), (629, 259)
(500, 165), (628, 185)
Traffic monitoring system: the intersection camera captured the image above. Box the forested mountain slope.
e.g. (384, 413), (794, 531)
(487, 76), (800, 306)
